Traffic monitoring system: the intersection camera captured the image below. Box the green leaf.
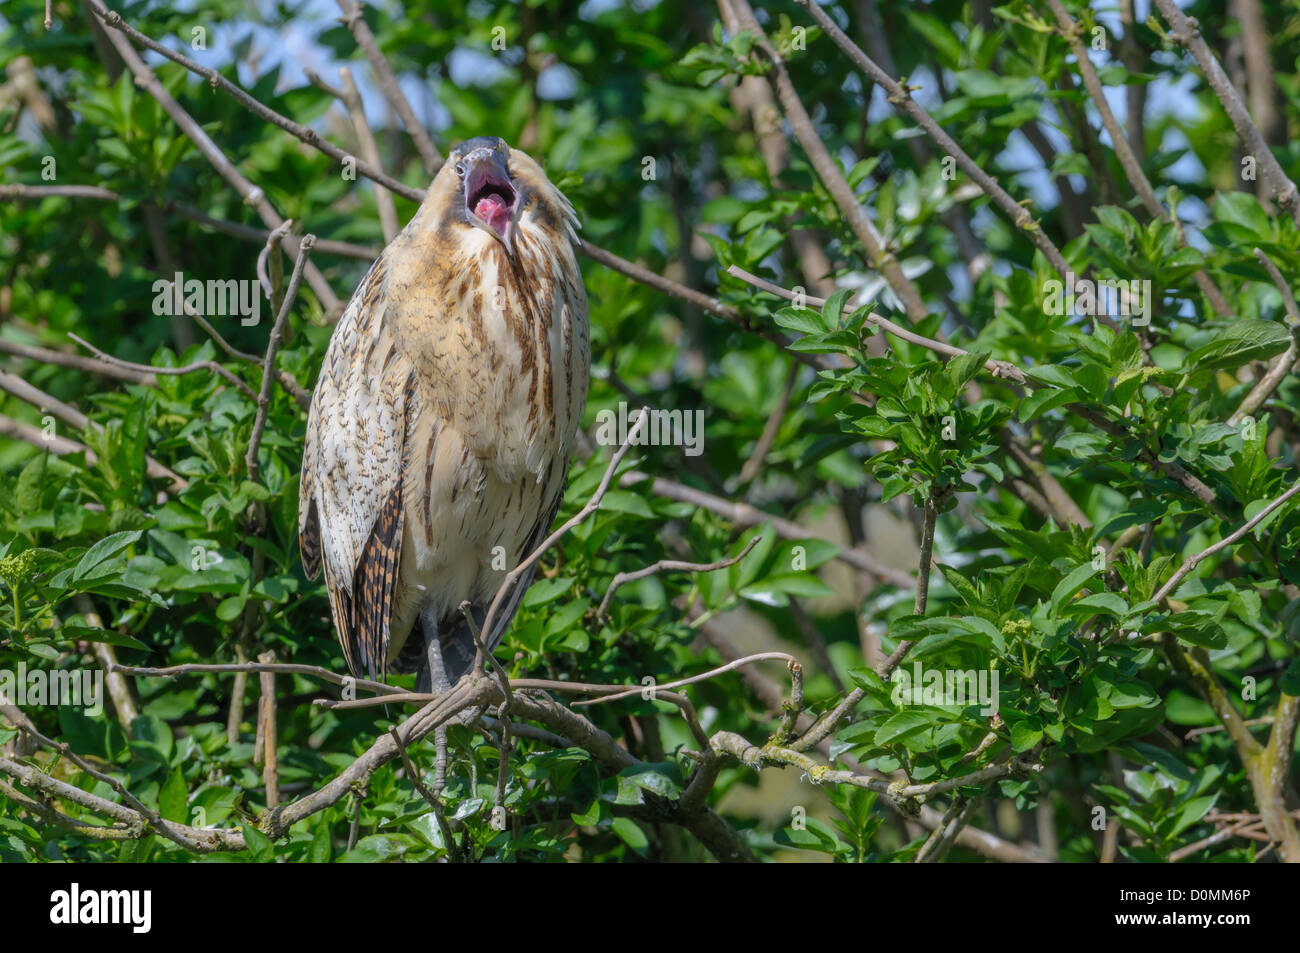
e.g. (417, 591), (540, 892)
(131, 714), (173, 764)
(773, 817), (848, 854)
(73, 530), (143, 582)
(1010, 720), (1043, 752)
(242, 825), (274, 862)
(1181, 320), (1291, 376)
(773, 306), (826, 336)
(1162, 612), (1229, 649)
(1280, 659), (1300, 697)
(1070, 592), (1129, 617)
(618, 763), (682, 800)
(1019, 386), (1079, 422)
(739, 572), (835, 606)
(159, 767), (188, 823)
(1167, 795), (1217, 838)
(821, 289), (853, 330)
(1051, 563), (1098, 611)
(1213, 191), (1270, 238)
(1025, 364), (1080, 390)
(597, 490), (655, 519)
(944, 351), (988, 392)
(216, 595), (246, 622)
(611, 817), (648, 852)
(308, 820), (332, 862)
(58, 623), (148, 652)
(874, 710), (935, 745)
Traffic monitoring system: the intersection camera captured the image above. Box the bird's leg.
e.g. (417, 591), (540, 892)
(420, 604), (452, 796)
(420, 604), (453, 695)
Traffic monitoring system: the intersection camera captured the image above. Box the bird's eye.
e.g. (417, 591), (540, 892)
(455, 162), (466, 177)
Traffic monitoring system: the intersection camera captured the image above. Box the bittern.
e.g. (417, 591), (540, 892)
(299, 136), (589, 694)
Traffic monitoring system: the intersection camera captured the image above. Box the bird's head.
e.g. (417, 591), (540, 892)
(427, 136), (577, 258)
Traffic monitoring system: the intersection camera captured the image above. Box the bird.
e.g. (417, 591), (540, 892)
(299, 136), (589, 696)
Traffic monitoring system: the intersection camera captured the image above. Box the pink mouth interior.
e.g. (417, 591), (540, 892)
(473, 193), (512, 235)
(466, 163), (516, 239)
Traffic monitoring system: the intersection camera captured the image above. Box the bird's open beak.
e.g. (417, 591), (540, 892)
(463, 149), (519, 255)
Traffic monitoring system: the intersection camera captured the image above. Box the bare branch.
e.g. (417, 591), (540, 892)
(334, 0), (443, 173)
(110, 661), (400, 698)
(1154, 0), (1300, 227)
(710, 731), (1040, 805)
(1153, 476), (1300, 604)
(577, 240), (819, 367)
(597, 535), (761, 619)
(726, 0), (927, 322)
(737, 362), (797, 486)
(796, 0), (1072, 285)
(0, 334), (155, 386)
(338, 65), (400, 242)
(1043, 0), (1231, 315)
(0, 183), (119, 200)
(620, 469), (914, 587)
(915, 796), (978, 863)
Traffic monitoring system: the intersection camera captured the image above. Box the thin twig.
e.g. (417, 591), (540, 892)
(0, 183), (118, 200)
(247, 235), (315, 482)
(110, 661), (400, 697)
(728, 263), (1221, 507)
(577, 240), (815, 365)
(711, 731), (1040, 805)
(1169, 818), (1264, 861)
(480, 408), (649, 641)
(727, 0), (926, 321)
(915, 795), (977, 863)
(0, 334), (154, 386)
(1152, 477), (1300, 604)
(387, 727), (458, 861)
(574, 651), (799, 707)
(737, 362), (798, 486)
(257, 651), (280, 808)
(255, 219), (293, 306)
(597, 535), (761, 619)
(1229, 248), (1300, 425)
(67, 333), (256, 402)
(619, 469), (914, 586)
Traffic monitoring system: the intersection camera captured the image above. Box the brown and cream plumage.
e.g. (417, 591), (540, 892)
(299, 136), (589, 692)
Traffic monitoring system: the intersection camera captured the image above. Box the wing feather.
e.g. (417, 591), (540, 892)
(299, 257), (413, 678)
